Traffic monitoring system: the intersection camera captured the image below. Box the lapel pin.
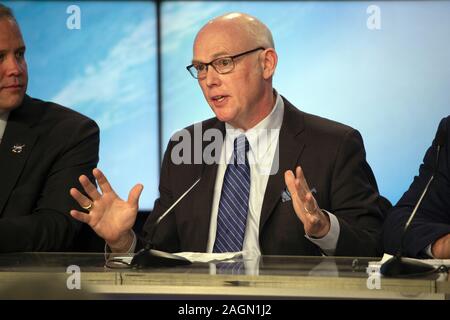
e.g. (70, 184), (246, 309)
(11, 144), (26, 154)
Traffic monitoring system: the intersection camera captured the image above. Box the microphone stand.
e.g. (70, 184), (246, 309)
(381, 135), (445, 277)
(380, 175), (437, 277)
(130, 178), (201, 268)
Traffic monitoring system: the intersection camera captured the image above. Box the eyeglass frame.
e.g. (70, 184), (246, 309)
(186, 47), (266, 79)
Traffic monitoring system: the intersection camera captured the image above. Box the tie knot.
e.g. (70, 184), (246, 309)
(233, 135), (249, 165)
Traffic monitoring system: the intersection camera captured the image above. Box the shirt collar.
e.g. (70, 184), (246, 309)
(0, 109), (10, 117)
(224, 90), (284, 160)
(0, 110), (10, 143)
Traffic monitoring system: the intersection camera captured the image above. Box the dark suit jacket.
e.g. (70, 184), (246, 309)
(0, 95), (99, 252)
(143, 97), (388, 257)
(383, 116), (450, 258)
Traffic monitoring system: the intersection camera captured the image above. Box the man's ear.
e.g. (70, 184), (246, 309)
(260, 48), (278, 80)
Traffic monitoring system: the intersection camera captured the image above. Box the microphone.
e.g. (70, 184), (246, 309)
(381, 127), (446, 277)
(130, 177), (202, 268)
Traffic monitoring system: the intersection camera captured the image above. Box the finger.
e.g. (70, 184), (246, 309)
(70, 188), (92, 209)
(79, 174), (101, 201)
(304, 192), (319, 215)
(294, 176), (307, 200)
(284, 170), (298, 198)
(289, 167), (306, 200)
(70, 210), (91, 224)
(93, 168), (115, 195)
(128, 184), (144, 207)
(286, 169), (309, 207)
(296, 166), (311, 198)
(285, 170), (309, 224)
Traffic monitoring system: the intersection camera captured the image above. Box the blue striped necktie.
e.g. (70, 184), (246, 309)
(213, 134), (250, 253)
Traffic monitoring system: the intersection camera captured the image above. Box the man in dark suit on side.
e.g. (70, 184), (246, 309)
(384, 116), (450, 259)
(70, 13), (388, 257)
(0, 4), (99, 252)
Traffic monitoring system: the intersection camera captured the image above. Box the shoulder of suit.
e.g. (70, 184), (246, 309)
(303, 112), (354, 135)
(26, 96), (98, 128)
(442, 115), (450, 131)
(438, 116), (450, 145)
(299, 111), (365, 154)
(283, 99), (356, 138)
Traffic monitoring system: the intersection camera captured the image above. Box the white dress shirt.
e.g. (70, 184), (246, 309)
(0, 110), (10, 145)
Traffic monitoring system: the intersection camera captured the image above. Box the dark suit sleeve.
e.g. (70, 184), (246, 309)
(332, 130), (388, 257)
(383, 118), (450, 258)
(0, 118), (99, 252)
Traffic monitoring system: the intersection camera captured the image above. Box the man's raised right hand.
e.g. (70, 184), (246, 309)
(70, 168), (143, 252)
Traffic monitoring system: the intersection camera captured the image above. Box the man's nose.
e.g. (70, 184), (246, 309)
(5, 56), (23, 77)
(205, 65), (221, 87)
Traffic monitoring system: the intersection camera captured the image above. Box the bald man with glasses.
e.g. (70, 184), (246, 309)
(71, 12), (389, 257)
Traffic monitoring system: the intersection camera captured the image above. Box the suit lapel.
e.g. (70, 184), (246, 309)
(259, 97), (306, 232)
(190, 120), (225, 251)
(0, 96), (41, 215)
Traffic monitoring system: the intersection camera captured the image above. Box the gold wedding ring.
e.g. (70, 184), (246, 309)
(81, 202), (93, 211)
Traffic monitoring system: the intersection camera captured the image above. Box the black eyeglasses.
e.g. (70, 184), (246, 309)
(186, 47), (265, 79)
